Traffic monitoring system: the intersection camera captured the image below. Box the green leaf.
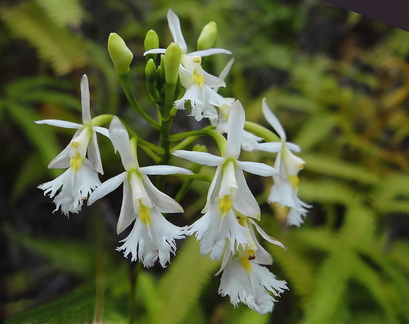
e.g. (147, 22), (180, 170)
(5, 284), (95, 324)
(3, 225), (93, 277)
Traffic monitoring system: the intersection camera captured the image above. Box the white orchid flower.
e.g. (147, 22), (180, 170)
(145, 9), (232, 121)
(144, 9), (231, 59)
(175, 55), (232, 120)
(36, 75), (108, 174)
(218, 247), (288, 315)
(257, 99), (311, 226)
(37, 75), (109, 215)
(173, 100), (278, 259)
(38, 159), (100, 215)
(88, 116), (192, 267)
(211, 100), (263, 151)
(216, 214), (287, 315)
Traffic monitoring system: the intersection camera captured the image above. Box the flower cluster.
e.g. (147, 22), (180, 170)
(36, 9), (310, 315)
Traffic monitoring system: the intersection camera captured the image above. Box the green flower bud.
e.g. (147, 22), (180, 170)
(197, 21), (217, 51)
(144, 29), (159, 52)
(164, 42), (182, 85)
(145, 59), (157, 83)
(108, 33), (133, 75)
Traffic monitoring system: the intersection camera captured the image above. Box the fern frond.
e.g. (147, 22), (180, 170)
(364, 245), (409, 322)
(339, 203), (375, 248)
(271, 239), (316, 307)
(301, 249), (355, 324)
(298, 179), (360, 205)
(352, 256), (399, 324)
(2, 2), (88, 74)
(152, 237), (220, 324)
(303, 154), (379, 185)
(371, 173), (409, 214)
(35, 0), (84, 27)
(294, 113), (338, 152)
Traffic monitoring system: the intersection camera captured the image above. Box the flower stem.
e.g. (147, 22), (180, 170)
(244, 121), (280, 142)
(119, 73), (160, 130)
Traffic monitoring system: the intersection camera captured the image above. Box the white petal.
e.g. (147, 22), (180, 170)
(202, 165), (223, 212)
(173, 150), (224, 166)
(215, 248), (233, 276)
(117, 181), (135, 234)
(144, 48), (166, 55)
(262, 98), (286, 141)
(219, 58), (234, 81)
(249, 219), (286, 249)
(203, 70), (226, 88)
(87, 134), (104, 174)
(109, 117), (136, 170)
(218, 258), (288, 315)
(140, 165), (193, 176)
(129, 172), (152, 209)
(143, 175), (184, 213)
(87, 172), (127, 205)
(241, 130), (263, 152)
(167, 9), (187, 53)
(219, 161), (237, 198)
(80, 75), (92, 124)
(178, 64), (194, 88)
(237, 161), (278, 177)
(286, 142), (301, 153)
(48, 142), (73, 169)
(226, 100), (245, 158)
(188, 206), (249, 261)
(117, 206), (185, 268)
(256, 142), (282, 153)
(92, 126), (110, 138)
(233, 169), (260, 219)
(189, 48), (232, 57)
(35, 119), (82, 129)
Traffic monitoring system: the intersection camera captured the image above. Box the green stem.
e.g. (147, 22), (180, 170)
(92, 114), (114, 127)
(244, 121), (280, 142)
(171, 136), (199, 151)
(174, 165), (209, 202)
(170, 128), (227, 155)
(119, 73), (160, 130)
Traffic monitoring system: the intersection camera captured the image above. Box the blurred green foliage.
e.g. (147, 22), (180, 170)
(2, 0), (409, 323)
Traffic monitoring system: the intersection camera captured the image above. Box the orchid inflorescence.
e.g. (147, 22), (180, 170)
(36, 9), (310, 314)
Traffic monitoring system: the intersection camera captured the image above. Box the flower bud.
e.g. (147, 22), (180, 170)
(197, 21), (217, 51)
(145, 58), (157, 83)
(164, 42), (182, 85)
(144, 29), (159, 52)
(108, 33), (133, 75)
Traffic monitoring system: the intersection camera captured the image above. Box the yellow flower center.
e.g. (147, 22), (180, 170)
(219, 195), (232, 215)
(69, 152), (83, 172)
(139, 203), (152, 226)
(240, 255), (252, 273)
(194, 73), (205, 86)
(289, 175), (299, 188)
